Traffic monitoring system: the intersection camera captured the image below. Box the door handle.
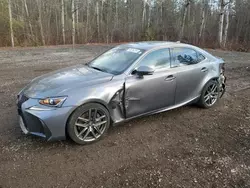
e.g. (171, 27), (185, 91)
(201, 67), (208, 72)
(165, 75), (175, 81)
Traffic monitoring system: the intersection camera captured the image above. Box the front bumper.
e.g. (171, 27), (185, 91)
(17, 95), (75, 141)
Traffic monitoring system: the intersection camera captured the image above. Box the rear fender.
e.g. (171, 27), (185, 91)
(200, 75), (226, 98)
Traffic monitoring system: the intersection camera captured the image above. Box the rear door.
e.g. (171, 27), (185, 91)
(170, 47), (208, 105)
(125, 48), (176, 118)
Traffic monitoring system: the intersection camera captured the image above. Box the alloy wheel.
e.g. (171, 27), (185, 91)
(204, 83), (219, 106)
(74, 108), (107, 142)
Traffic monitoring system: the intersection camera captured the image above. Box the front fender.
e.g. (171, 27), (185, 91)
(63, 75), (126, 124)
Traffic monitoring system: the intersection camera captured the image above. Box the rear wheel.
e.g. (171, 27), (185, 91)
(67, 103), (110, 145)
(198, 80), (220, 108)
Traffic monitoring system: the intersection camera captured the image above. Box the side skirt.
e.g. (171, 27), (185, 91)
(113, 96), (200, 126)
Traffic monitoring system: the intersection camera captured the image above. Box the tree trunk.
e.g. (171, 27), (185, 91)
(101, 0), (104, 23)
(96, 1), (100, 42)
(55, 11), (59, 45)
(160, 1), (163, 40)
(72, 0), (75, 45)
(85, 0), (89, 43)
(160, 1), (163, 26)
(147, 0), (151, 29)
(101, 0), (104, 42)
(223, 1), (231, 47)
(36, 0), (45, 46)
(115, 0), (118, 27)
(47, 7), (52, 44)
(23, 0), (34, 43)
(106, 0), (110, 43)
(76, 0), (79, 43)
(180, 0), (190, 41)
(127, 0), (132, 41)
(142, 0), (147, 28)
(112, 0), (118, 42)
(218, 0), (225, 47)
(8, 0), (14, 47)
(61, 0), (65, 44)
(199, 0), (206, 43)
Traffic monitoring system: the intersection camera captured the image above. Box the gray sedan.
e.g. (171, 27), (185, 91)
(17, 42), (226, 144)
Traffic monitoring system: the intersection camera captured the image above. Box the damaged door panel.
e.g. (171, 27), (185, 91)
(108, 84), (126, 123)
(125, 71), (176, 118)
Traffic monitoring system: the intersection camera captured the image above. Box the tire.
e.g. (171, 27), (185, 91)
(198, 80), (220, 109)
(67, 103), (110, 145)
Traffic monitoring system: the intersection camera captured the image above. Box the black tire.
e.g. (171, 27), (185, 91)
(67, 103), (110, 145)
(198, 80), (220, 108)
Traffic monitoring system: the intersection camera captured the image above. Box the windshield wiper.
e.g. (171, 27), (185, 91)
(88, 65), (105, 73)
(92, 66), (103, 72)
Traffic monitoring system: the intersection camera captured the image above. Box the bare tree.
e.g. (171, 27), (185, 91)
(160, 0), (163, 27)
(106, 0), (110, 43)
(127, 0), (132, 40)
(61, 0), (65, 44)
(2, 0), (250, 51)
(198, 0), (206, 43)
(142, 0), (147, 28)
(72, 0), (75, 45)
(85, 0), (89, 43)
(36, 0), (45, 45)
(223, 0), (231, 47)
(111, 0), (119, 42)
(8, 0), (14, 47)
(23, 0), (34, 42)
(180, 0), (191, 41)
(218, 0), (230, 47)
(115, 0), (118, 26)
(147, 0), (152, 29)
(101, 0), (104, 37)
(96, 1), (100, 42)
(76, 0), (79, 42)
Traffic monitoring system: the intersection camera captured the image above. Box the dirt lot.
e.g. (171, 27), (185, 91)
(0, 45), (250, 188)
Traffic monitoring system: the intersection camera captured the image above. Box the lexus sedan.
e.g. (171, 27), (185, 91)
(17, 42), (226, 144)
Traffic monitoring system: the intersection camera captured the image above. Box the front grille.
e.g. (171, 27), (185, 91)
(17, 94), (29, 109)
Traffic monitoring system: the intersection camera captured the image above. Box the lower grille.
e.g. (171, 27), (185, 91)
(24, 113), (45, 134)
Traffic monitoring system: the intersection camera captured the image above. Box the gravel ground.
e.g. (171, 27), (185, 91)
(0, 45), (250, 188)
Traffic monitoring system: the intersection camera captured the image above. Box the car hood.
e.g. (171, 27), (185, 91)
(22, 65), (113, 98)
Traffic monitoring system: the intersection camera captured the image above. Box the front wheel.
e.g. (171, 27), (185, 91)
(198, 80), (220, 108)
(67, 103), (110, 145)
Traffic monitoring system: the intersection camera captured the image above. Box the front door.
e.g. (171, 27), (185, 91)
(125, 48), (176, 118)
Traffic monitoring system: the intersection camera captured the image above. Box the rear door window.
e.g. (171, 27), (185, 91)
(171, 48), (205, 67)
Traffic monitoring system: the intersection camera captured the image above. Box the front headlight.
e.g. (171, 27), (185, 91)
(39, 96), (67, 107)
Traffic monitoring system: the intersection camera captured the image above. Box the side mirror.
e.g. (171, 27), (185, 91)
(133, 66), (154, 76)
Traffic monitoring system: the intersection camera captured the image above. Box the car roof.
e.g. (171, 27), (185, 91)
(118, 41), (196, 51)
(117, 41), (217, 61)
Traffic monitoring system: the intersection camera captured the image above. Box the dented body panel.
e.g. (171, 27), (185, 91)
(124, 70), (176, 118)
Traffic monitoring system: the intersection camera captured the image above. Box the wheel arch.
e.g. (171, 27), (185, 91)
(207, 77), (220, 83)
(199, 76), (220, 95)
(198, 78), (220, 108)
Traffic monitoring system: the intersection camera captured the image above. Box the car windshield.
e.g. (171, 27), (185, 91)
(87, 47), (145, 75)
